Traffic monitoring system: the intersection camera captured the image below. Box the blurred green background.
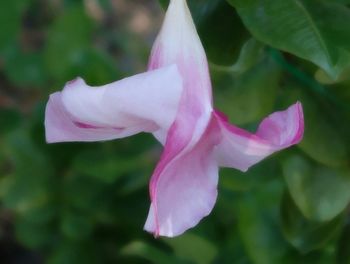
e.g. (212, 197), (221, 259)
(1, 0), (350, 263)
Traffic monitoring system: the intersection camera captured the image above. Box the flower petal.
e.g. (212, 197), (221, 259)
(45, 65), (183, 143)
(144, 115), (221, 237)
(144, 0), (217, 237)
(148, 0), (212, 112)
(214, 102), (304, 172)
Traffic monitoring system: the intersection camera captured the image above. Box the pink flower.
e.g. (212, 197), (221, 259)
(143, 0), (304, 237)
(45, 0), (304, 238)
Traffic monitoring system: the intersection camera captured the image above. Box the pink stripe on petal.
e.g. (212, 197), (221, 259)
(144, 114), (221, 237)
(144, 0), (215, 237)
(214, 102), (304, 172)
(45, 65), (183, 143)
(45, 93), (123, 143)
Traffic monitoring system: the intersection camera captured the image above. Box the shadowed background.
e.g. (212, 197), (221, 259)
(0, 0), (350, 263)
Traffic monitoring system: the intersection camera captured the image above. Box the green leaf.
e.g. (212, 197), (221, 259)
(61, 211), (94, 240)
(315, 66), (350, 85)
(4, 49), (48, 87)
(15, 217), (54, 248)
(214, 56), (281, 125)
(220, 158), (280, 192)
(282, 154), (350, 222)
(282, 87), (347, 167)
(281, 191), (344, 253)
(299, 96), (348, 168)
(73, 150), (127, 184)
(210, 38), (265, 75)
(236, 180), (289, 264)
(44, 5), (94, 81)
(164, 233), (218, 264)
(228, 0), (350, 79)
(121, 241), (182, 264)
(0, 109), (21, 134)
(2, 131), (54, 214)
(0, 0), (30, 52)
(337, 220), (350, 264)
(48, 241), (98, 264)
(78, 50), (119, 85)
(328, 0), (350, 3)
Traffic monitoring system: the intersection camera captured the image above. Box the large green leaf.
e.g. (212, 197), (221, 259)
(210, 38), (265, 75)
(227, 0), (350, 79)
(282, 155), (350, 222)
(220, 157), (280, 192)
(159, 0), (250, 65)
(236, 180), (290, 264)
(282, 87), (347, 168)
(281, 191), (344, 253)
(213, 56), (281, 125)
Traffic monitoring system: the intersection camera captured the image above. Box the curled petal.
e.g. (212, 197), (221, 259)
(144, 115), (221, 237)
(45, 65), (182, 143)
(214, 102), (304, 172)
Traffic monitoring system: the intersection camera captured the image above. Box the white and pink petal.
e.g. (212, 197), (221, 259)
(144, 115), (221, 237)
(214, 102), (304, 172)
(45, 65), (183, 143)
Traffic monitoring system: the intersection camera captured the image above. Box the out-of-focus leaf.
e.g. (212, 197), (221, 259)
(44, 5), (93, 81)
(48, 242), (98, 264)
(62, 174), (108, 211)
(2, 131), (54, 214)
(220, 158), (280, 192)
(159, 0), (250, 65)
(281, 191), (344, 253)
(73, 150), (129, 184)
(210, 38), (265, 75)
(45, 4), (118, 85)
(315, 69), (350, 84)
(282, 154), (350, 222)
(282, 87), (347, 167)
(329, 0), (350, 3)
(236, 180), (289, 264)
(300, 98), (347, 167)
(214, 56), (280, 125)
(227, 0), (350, 79)
(337, 220), (350, 264)
(164, 233), (218, 264)
(4, 49), (48, 87)
(61, 211), (94, 240)
(0, 109), (21, 134)
(78, 49), (119, 85)
(315, 66), (350, 84)
(0, 0), (30, 52)
(121, 241), (182, 264)
(15, 217), (53, 249)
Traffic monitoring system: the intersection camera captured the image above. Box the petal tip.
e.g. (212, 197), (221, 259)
(65, 76), (86, 88)
(291, 101), (305, 145)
